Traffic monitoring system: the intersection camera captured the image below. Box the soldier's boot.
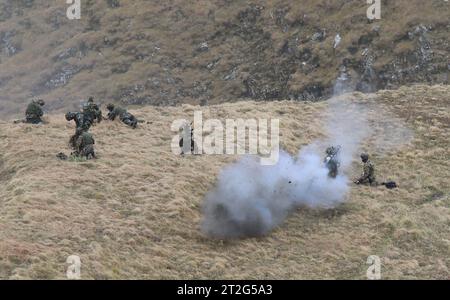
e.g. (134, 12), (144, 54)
(81, 145), (96, 160)
(88, 147), (97, 159)
(56, 152), (68, 160)
(26, 117), (42, 124)
(123, 117), (137, 128)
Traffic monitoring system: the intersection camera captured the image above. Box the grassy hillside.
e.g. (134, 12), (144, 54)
(0, 0), (449, 117)
(0, 84), (448, 279)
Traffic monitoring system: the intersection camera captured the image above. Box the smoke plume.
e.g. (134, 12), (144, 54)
(201, 72), (412, 239)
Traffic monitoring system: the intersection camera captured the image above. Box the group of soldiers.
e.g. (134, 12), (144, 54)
(21, 97), (138, 160)
(19, 99), (393, 187)
(323, 145), (395, 188)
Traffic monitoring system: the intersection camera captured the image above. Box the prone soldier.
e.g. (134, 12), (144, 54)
(106, 103), (138, 128)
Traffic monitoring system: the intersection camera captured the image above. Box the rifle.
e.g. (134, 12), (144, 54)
(382, 181), (398, 189)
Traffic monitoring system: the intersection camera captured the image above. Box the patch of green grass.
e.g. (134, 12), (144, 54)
(421, 186), (445, 204)
(68, 156), (87, 163)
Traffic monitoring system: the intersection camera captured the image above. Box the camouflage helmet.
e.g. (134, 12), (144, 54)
(88, 97), (94, 103)
(65, 112), (76, 121)
(360, 153), (369, 161)
(36, 99), (45, 106)
(106, 103), (115, 111)
(325, 147), (334, 155)
(326, 145), (340, 156)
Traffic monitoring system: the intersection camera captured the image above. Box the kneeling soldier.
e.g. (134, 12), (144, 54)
(75, 131), (96, 160)
(354, 153), (376, 186)
(106, 103), (138, 129)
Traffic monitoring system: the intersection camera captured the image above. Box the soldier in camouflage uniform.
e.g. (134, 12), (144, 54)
(82, 97), (102, 126)
(65, 111), (91, 149)
(324, 146), (340, 178)
(355, 153), (377, 185)
(25, 99), (45, 124)
(106, 103), (137, 128)
(74, 131), (96, 159)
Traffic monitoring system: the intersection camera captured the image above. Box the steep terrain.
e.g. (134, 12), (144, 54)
(0, 85), (448, 279)
(0, 0), (449, 116)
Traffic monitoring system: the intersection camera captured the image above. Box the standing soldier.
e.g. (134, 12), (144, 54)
(324, 146), (340, 178)
(82, 97), (102, 127)
(106, 103), (138, 129)
(25, 99), (45, 124)
(354, 153), (377, 185)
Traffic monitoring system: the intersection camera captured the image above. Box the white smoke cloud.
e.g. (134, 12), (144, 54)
(201, 150), (349, 238)
(201, 72), (413, 239)
(201, 97), (366, 239)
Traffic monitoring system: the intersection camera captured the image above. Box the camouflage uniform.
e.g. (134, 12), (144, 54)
(358, 160), (376, 184)
(324, 146), (340, 178)
(82, 97), (102, 127)
(25, 99), (45, 124)
(356, 153), (376, 185)
(75, 131), (96, 159)
(106, 104), (137, 128)
(66, 112), (91, 149)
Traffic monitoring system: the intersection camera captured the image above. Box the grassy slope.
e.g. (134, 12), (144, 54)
(0, 84), (448, 279)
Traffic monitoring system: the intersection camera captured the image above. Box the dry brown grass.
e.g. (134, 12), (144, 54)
(0, 84), (449, 279)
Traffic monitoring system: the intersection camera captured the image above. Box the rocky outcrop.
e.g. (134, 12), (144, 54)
(0, 0), (448, 116)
